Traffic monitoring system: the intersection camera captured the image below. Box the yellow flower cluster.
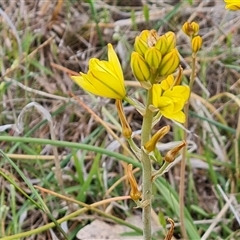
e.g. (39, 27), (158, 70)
(71, 29), (191, 123)
(129, 30), (190, 123)
(131, 30), (180, 86)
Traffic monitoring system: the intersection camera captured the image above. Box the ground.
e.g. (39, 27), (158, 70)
(0, 1), (240, 240)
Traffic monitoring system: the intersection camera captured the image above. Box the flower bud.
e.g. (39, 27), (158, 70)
(191, 35), (202, 53)
(155, 35), (168, 56)
(158, 48), (180, 76)
(127, 164), (141, 201)
(164, 141), (186, 163)
(182, 22), (199, 37)
(144, 47), (162, 70)
(144, 126), (170, 153)
(134, 30), (149, 55)
(165, 31), (176, 53)
(131, 52), (151, 82)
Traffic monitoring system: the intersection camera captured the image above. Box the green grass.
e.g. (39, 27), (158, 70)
(0, 0), (240, 239)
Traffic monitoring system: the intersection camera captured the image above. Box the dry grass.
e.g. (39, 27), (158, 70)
(0, 0), (240, 239)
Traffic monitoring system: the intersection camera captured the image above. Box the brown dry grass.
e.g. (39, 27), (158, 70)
(0, 0), (240, 239)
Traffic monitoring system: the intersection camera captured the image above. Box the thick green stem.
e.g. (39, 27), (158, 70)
(141, 88), (154, 240)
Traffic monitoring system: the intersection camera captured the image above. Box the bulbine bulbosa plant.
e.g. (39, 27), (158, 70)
(71, 24), (202, 239)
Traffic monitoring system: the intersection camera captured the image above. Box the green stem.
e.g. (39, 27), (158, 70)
(179, 52), (196, 240)
(0, 136), (140, 167)
(141, 88), (154, 240)
(151, 161), (171, 180)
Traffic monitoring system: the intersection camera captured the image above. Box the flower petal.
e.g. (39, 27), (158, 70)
(160, 75), (174, 90)
(71, 74), (98, 94)
(89, 71), (126, 99)
(152, 84), (162, 107)
(161, 110), (186, 123)
(157, 96), (174, 111)
(224, 0), (240, 10)
(107, 44), (124, 84)
(164, 86), (190, 101)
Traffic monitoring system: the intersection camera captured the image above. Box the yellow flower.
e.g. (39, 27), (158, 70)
(71, 44), (126, 99)
(224, 0), (240, 10)
(152, 84), (190, 123)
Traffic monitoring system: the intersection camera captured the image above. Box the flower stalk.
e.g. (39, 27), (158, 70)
(180, 21), (202, 239)
(141, 88), (154, 240)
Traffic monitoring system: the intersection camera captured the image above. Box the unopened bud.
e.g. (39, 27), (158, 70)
(191, 36), (202, 53)
(144, 126), (170, 153)
(131, 52), (151, 82)
(182, 22), (199, 37)
(158, 48), (180, 76)
(164, 141), (186, 163)
(127, 164), (142, 201)
(134, 30), (149, 55)
(165, 31), (176, 53)
(155, 35), (168, 56)
(144, 47), (162, 70)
